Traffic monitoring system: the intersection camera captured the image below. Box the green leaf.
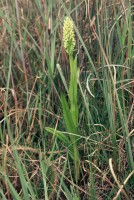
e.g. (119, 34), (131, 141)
(60, 95), (76, 137)
(13, 150), (31, 200)
(0, 188), (10, 200)
(61, 95), (80, 181)
(45, 127), (70, 144)
(3, 176), (22, 200)
(45, 127), (74, 159)
(68, 55), (79, 127)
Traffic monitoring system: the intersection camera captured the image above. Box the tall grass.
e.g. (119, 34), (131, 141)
(0, 0), (133, 199)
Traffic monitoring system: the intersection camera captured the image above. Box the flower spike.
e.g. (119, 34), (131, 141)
(63, 17), (76, 54)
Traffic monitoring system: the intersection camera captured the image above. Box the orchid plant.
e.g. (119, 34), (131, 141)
(46, 17), (80, 182)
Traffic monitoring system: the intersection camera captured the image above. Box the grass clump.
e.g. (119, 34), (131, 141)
(0, 0), (134, 199)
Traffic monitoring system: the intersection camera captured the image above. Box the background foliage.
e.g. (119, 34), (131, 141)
(0, 0), (134, 199)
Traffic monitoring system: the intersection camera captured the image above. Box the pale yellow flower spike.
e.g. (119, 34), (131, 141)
(63, 17), (76, 54)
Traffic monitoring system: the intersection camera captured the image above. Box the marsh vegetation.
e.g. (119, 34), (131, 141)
(0, 0), (134, 199)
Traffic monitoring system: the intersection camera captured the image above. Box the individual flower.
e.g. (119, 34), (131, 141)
(63, 17), (76, 54)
